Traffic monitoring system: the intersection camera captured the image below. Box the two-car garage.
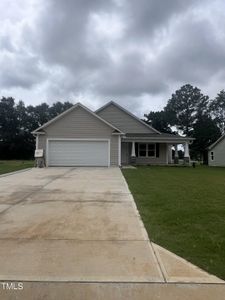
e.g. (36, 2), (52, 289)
(47, 139), (110, 167)
(33, 103), (121, 167)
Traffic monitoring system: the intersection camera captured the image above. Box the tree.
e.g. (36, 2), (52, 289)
(0, 98), (74, 160)
(144, 111), (173, 133)
(34, 103), (50, 127)
(16, 101), (35, 159)
(165, 84), (209, 135)
(0, 97), (18, 141)
(191, 114), (221, 162)
(143, 84), (223, 161)
(0, 97), (19, 159)
(210, 90), (225, 133)
(49, 101), (73, 119)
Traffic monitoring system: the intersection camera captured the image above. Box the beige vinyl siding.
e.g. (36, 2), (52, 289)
(45, 106), (113, 137)
(121, 142), (129, 165)
(110, 135), (119, 166)
(97, 103), (154, 133)
(37, 106), (118, 166)
(121, 142), (167, 165)
(38, 135), (46, 153)
(208, 137), (225, 166)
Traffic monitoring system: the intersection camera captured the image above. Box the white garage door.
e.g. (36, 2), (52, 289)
(47, 140), (109, 167)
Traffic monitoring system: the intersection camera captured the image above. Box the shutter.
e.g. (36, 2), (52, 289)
(156, 143), (160, 157)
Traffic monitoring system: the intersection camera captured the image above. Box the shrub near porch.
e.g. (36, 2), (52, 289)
(122, 166), (225, 280)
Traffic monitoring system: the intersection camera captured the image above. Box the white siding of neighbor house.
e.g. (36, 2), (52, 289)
(97, 103), (155, 133)
(37, 106), (119, 166)
(208, 137), (225, 166)
(121, 142), (167, 165)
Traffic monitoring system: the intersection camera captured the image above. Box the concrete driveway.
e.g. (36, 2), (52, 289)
(0, 167), (162, 282)
(0, 167), (224, 299)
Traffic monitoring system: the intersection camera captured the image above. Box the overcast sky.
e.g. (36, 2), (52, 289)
(0, 0), (225, 117)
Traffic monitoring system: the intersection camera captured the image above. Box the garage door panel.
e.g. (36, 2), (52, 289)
(48, 140), (109, 166)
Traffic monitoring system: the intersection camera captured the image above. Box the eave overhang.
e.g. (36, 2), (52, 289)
(122, 135), (194, 144)
(31, 131), (45, 135)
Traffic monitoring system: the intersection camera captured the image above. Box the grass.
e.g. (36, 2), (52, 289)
(0, 160), (34, 175)
(122, 166), (225, 280)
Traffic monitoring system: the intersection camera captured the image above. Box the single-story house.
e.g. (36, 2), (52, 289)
(208, 133), (225, 167)
(32, 101), (193, 167)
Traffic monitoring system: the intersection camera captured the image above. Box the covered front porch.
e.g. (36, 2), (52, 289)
(121, 134), (193, 166)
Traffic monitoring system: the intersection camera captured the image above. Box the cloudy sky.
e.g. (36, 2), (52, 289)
(0, 0), (225, 117)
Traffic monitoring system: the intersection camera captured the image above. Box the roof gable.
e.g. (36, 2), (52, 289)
(208, 133), (225, 150)
(96, 101), (160, 134)
(32, 103), (123, 134)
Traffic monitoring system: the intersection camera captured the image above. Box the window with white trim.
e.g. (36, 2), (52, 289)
(211, 151), (214, 161)
(138, 143), (156, 157)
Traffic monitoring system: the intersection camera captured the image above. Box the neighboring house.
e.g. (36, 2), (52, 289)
(208, 133), (225, 167)
(32, 101), (193, 167)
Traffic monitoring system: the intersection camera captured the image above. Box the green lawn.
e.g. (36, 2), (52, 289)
(0, 160), (34, 175)
(122, 166), (225, 280)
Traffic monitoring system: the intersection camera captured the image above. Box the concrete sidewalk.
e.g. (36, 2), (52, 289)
(0, 167), (224, 299)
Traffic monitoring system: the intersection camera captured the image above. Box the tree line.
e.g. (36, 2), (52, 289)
(0, 98), (73, 159)
(144, 84), (225, 162)
(0, 84), (224, 161)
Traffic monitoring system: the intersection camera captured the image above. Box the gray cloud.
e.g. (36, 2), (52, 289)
(121, 0), (199, 40)
(0, 0), (225, 115)
(33, 0), (115, 69)
(0, 52), (46, 89)
(157, 18), (225, 84)
(94, 50), (169, 97)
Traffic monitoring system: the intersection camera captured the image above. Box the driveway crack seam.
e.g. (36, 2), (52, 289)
(0, 167), (76, 216)
(149, 242), (167, 283)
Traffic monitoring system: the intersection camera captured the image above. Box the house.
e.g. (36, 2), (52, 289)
(32, 101), (193, 167)
(208, 133), (225, 167)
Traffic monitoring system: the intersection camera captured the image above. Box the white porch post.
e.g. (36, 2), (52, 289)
(184, 141), (190, 163)
(174, 144), (179, 164)
(131, 141), (136, 157)
(168, 144), (173, 164)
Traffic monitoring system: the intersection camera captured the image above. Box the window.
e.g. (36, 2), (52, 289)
(138, 143), (156, 157)
(211, 151), (214, 161)
(139, 143), (147, 157)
